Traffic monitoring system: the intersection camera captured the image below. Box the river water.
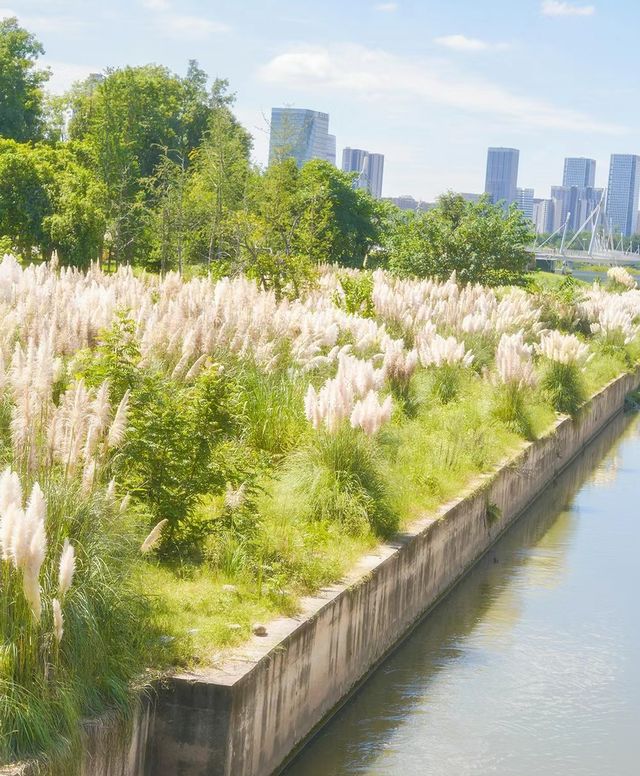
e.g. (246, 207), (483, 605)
(285, 411), (640, 776)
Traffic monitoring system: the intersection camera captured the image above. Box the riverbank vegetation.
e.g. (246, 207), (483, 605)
(4, 15), (640, 773)
(2, 255), (640, 767)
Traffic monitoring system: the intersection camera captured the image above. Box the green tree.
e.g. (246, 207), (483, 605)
(386, 192), (534, 286)
(145, 147), (189, 274)
(0, 139), (106, 264)
(297, 160), (383, 267)
(0, 17), (49, 141)
(68, 63), (213, 265)
(0, 139), (52, 259)
(184, 92), (253, 269)
(43, 151), (107, 268)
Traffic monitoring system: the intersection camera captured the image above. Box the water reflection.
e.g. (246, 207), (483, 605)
(284, 412), (640, 776)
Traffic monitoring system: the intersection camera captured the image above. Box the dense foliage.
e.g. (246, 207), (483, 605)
(385, 192), (534, 286)
(1, 19), (533, 288)
(0, 18), (49, 141)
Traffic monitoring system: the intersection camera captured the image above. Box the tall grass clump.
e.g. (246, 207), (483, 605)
(299, 356), (396, 536)
(0, 473), (152, 769)
(285, 428), (397, 537)
(491, 331), (537, 438)
(416, 326), (474, 404)
(606, 266), (636, 292)
(537, 330), (590, 415)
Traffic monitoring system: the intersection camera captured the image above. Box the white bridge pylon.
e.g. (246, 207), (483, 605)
(530, 190), (640, 266)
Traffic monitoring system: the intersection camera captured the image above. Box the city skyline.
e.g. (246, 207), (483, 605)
(5, 0), (640, 201)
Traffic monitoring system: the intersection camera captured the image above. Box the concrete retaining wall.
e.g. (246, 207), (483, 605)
(143, 369), (640, 776)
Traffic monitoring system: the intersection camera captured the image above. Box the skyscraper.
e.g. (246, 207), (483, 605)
(516, 188), (534, 221)
(268, 108), (335, 167)
(563, 158), (596, 189)
(326, 134), (336, 167)
(341, 148), (385, 198)
(606, 155), (640, 236)
(484, 148), (519, 209)
(533, 198), (554, 235)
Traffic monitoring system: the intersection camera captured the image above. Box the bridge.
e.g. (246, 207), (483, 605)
(529, 191), (640, 268)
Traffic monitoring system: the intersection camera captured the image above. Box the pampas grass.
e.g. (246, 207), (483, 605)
(1, 253), (640, 768)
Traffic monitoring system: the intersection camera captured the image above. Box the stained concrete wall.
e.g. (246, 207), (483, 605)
(144, 369), (640, 776)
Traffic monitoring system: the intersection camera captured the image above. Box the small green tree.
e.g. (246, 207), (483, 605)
(387, 192), (534, 286)
(184, 92), (253, 269)
(0, 139), (53, 259)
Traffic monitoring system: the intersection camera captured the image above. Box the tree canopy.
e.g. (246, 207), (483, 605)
(386, 192), (534, 286)
(0, 17), (49, 141)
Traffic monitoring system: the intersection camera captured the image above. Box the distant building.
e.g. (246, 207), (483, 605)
(516, 188), (534, 221)
(341, 147), (385, 198)
(326, 134), (337, 166)
(533, 198), (554, 234)
(268, 108), (336, 167)
(459, 192), (482, 204)
(606, 154), (640, 236)
(550, 185), (603, 233)
(384, 195), (433, 212)
(484, 147), (519, 209)
(563, 157), (596, 189)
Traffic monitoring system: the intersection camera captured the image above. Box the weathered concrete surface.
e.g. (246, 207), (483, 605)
(144, 369), (640, 776)
(0, 699), (152, 776)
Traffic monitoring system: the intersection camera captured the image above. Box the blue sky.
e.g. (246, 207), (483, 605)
(2, 0), (637, 200)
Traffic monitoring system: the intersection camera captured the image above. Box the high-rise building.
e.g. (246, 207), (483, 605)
(606, 154), (640, 236)
(341, 147), (385, 198)
(326, 134), (336, 166)
(533, 198), (554, 234)
(484, 147), (519, 209)
(550, 184), (604, 233)
(367, 154), (384, 199)
(563, 158), (596, 189)
(268, 108), (336, 167)
(516, 188), (534, 221)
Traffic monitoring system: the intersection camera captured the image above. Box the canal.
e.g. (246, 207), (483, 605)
(284, 410), (640, 776)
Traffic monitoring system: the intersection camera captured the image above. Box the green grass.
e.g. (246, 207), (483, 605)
(143, 341), (636, 669)
(0, 479), (156, 768)
(144, 368), (562, 666)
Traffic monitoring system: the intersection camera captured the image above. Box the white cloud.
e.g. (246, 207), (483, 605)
(140, 0), (229, 39)
(42, 60), (102, 94)
(142, 0), (170, 9)
(0, 6), (87, 32)
(374, 2), (398, 11)
(434, 34), (510, 52)
(161, 13), (229, 38)
(258, 43), (624, 135)
(541, 1), (595, 17)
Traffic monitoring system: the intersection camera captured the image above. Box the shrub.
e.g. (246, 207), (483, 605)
(285, 429), (397, 537)
(491, 382), (533, 438)
(334, 270), (375, 317)
(536, 331), (590, 416)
